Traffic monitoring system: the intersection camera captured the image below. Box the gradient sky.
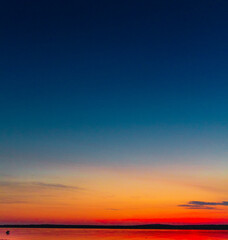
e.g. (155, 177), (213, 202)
(1, 0), (228, 225)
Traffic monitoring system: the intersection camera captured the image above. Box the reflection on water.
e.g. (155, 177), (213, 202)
(0, 228), (228, 240)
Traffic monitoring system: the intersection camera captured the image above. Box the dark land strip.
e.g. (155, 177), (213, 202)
(1, 224), (228, 230)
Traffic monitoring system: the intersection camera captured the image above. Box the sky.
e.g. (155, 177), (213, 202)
(0, 0), (228, 225)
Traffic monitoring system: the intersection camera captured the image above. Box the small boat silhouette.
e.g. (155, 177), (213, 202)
(6, 230), (10, 235)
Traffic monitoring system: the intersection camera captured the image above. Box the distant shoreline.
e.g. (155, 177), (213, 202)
(1, 224), (228, 230)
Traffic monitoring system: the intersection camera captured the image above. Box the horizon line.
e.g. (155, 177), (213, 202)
(1, 223), (228, 230)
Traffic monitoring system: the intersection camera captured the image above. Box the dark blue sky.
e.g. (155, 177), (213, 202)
(1, 0), (228, 172)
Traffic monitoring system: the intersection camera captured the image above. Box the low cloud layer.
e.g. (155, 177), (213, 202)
(178, 201), (228, 210)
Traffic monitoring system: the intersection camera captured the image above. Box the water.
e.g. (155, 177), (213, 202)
(0, 228), (228, 240)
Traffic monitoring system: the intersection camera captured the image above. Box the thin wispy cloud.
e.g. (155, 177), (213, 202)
(178, 201), (228, 210)
(106, 208), (120, 211)
(0, 181), (84, 205)
(31, 182), (82, 190)
(0, 181), (83, 191)
(0, 197), (28, 205)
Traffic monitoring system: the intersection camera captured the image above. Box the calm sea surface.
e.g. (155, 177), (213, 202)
(0, 228), (228, 240)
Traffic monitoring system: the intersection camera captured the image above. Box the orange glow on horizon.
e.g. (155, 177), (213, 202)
(1, 164), (228, 225)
